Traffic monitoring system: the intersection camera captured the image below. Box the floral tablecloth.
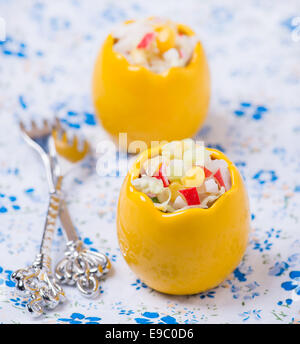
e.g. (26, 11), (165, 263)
(0, 0), (299, 324)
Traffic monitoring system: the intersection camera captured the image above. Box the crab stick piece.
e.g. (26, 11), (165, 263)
(179, 187), (201, 206)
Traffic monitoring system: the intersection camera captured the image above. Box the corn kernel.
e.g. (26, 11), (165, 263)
(169, 181), (184, 202)
(155, 25), (176, 53)
(181, 166), (205, 187)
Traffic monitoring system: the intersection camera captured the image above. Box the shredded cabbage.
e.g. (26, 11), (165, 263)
(154, 188), (171, 212)
(132, 176), (164, 195)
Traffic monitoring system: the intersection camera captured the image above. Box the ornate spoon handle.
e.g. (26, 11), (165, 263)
(12, 176), (66, 316)
(55, 200), (111, 297)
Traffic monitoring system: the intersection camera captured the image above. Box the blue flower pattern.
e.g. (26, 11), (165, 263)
(131, 279), (148, 290)
(281, 271), (300, 295)
(135, 312), (178, 324)
(58, 313), (101, 324)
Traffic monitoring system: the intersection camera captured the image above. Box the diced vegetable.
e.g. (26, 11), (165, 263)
(173, 195), (187, 209)
(220, 167), (231, 191)
(163, 48), (180, 67)
(206, 158), (228, 174)
(204, 178), (219, 193)
(179, 187), (201, 205)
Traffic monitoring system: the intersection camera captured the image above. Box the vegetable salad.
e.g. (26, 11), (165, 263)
(113, 17), (197, 74)
(132, 139), (231, 212)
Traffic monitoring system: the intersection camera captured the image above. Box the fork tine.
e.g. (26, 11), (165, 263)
(31, 119), (37, 130)
(43, 119), (50, 130)
(62, 130), (68, 143)
(54, 117), (62, 131)
(53, 118), (69, 142)
(52, 126), (62, 140)
(19, 120), (25, 132)
(53, 128), (89, 160)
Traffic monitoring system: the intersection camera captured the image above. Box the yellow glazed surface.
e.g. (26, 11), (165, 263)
(92, 23), (210, 148)
(117, 146), (250, 295)
(53, 130), (89, 163)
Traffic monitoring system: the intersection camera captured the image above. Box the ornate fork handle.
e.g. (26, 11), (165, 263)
(12, 176), (65, 316)
(54, 199), (110, 297)
(55, 215), (111, 297)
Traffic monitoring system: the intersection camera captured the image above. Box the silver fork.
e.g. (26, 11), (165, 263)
(12, 119), (111, 315)
(52, 123), (111, 297)
(12, 119), (65, 316)
(55, 201), (111, 297)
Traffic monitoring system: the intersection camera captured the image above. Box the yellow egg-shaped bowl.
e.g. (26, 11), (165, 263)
(117, 146), (250, 295)
(92, 23), (210, 148)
